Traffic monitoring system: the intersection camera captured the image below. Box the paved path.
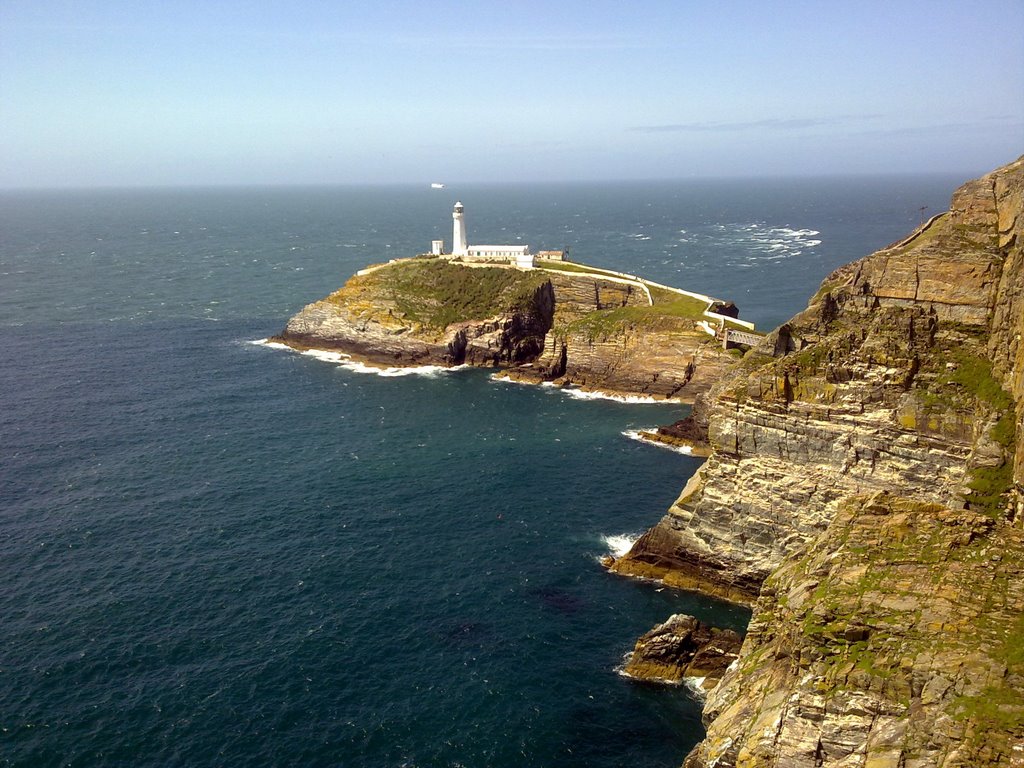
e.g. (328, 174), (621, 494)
(355, 258), (758, 334)
(536, 266), (653, 305)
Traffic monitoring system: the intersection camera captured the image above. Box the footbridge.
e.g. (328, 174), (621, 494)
(723, 328), (764, 349)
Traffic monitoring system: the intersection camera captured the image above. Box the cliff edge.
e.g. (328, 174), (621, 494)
(611, 157), (1024, 764)
(612, 156), (1023, 602)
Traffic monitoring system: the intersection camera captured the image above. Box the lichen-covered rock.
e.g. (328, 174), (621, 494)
(622, 613), (742, 690)
(611, 157), (1024, 605)
(985, 161), (1024, 518)
(684, 492), (1024, 768)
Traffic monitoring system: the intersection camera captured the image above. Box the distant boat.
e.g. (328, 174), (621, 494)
(430, 182), (445, 189)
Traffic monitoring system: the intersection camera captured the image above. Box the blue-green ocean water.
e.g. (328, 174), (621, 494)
(1, 177), (962, 767)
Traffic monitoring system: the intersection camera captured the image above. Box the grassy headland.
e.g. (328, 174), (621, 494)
(327, 259), (550, 331)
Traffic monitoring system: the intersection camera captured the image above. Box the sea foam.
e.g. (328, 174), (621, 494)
(558, 387), (675, 404)
(490, 373), (538, 387)
(301, 348), (348, 364)
(249, 339), (466, 378)
(248, 338), (292, 351)
(621, 429), (693, 454)
(491, 377), (677, 403)
(337, 359), (454, 377)
(601, 532), (640, 558)
(683, 676), (708, 699)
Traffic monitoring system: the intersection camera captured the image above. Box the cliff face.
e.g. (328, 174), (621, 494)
(686, 493), (1024, 767)
(610, 157), (1024, 765)
(276, 259), (734, 400)
(277, 260), (555, 366)
(514, 272), (734, 398)
(986, 167), (1024, 504)
(612, 157), (1023, 604)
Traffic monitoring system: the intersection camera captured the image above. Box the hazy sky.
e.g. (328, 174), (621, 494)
(2, 0), (1022, 187)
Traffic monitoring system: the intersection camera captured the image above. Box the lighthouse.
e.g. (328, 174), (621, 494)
(452, 201), (468, 256)
(433, 201), (534, 267)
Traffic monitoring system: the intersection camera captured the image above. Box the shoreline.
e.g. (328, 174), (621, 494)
(622, 428), (700, 455)
(258, 336), (696, 403)
(622, 428), (713, 457)
(492, 371), (687, 404)
(251, 338), (468, 377)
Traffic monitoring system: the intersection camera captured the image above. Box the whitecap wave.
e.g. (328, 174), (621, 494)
(601, 532), (640, 558)
(558, 387), (674, 404)
(248, 338), (293, 351)
(248, 339), (466, 377)
(712, 222), (823, 262)
(683, 676), (708, 698)
(344, 361), (466, 377)
(621, 429), (693, 454)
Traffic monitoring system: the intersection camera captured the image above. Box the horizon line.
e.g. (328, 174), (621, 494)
(0, 168), (986, 194)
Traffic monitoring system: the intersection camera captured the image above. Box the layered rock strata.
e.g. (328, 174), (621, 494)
(686, 493), (1024, 767)
(622, 613), (742, 691)
(611, 157), (1024, 765)
(611, 156), (1024, 604)
(509, 273), (733, 399)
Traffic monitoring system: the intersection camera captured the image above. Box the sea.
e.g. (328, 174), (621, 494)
(0, 175), (964, 767)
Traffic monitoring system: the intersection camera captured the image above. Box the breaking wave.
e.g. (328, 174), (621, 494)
(248, 338), (291, 351)
(558, 387), (674, 404)
(248, 339), (466, 377)
(621, 429), (693, 454)
(489, 373), (538, 387)
(601, 532), (640, 558)
(490, 377), (678, 404)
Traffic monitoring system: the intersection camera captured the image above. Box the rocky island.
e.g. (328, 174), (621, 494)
(272, 255), (752, 401)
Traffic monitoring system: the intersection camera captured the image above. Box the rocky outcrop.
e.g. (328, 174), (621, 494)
(622, 613), (742, 691)
(611, 157), (1023, 605)
(607, 157), (1024, 765)
(276, 258), (737, 400)
(544, 323), (728, 400)
(685, 493), (1024, 768)
(501, 272), (736, 398)
(276, 260), (555, 367)
(985, 164), (1024, 518)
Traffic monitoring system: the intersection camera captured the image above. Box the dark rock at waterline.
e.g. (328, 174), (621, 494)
(622, 613), (741, 691)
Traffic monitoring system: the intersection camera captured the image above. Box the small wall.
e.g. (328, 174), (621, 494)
(703, 311), (756, 330)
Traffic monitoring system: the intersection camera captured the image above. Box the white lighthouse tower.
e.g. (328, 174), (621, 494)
(452, 201), (468, 256)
